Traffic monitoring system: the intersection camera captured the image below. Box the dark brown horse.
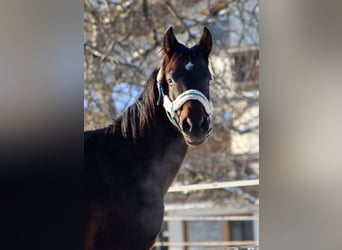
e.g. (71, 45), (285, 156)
(84, 27), (213, 250)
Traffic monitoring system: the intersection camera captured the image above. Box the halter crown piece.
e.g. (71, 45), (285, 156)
(156, 69), (213, 137)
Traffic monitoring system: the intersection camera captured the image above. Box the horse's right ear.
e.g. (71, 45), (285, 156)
(163, 27), (180, 58)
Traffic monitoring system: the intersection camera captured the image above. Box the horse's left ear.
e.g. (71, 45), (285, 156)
(197, 26), (212, 59)
(163, 26), (180, 58)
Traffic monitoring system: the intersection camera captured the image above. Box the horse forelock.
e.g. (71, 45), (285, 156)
(161, 46), (206, 74)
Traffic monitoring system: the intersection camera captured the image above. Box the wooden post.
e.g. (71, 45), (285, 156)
(182, 221), (188, 250)
(223, 220), (231, 241)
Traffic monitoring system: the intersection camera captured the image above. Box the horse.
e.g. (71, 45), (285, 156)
(84, 26), (213, 250)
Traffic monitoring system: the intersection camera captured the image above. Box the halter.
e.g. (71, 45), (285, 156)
(156, 69), (212, 137)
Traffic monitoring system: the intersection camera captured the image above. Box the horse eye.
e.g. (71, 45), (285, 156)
(167, 79), (173, 85)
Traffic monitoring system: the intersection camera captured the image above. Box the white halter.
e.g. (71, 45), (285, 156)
(156, 69), (212, 135)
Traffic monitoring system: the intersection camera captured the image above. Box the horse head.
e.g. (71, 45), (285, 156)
(157, 26), (213, 146)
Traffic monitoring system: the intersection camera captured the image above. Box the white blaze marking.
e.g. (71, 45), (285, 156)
(185, 61), (194, 71)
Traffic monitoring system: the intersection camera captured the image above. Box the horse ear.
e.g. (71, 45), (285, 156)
(163, 26), (180, 57)
(197, 26), (212, 58)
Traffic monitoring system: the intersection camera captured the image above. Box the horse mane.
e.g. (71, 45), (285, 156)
(112, 68), (160, 139)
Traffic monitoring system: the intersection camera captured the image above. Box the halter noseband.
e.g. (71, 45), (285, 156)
(156, 69), (212, 137)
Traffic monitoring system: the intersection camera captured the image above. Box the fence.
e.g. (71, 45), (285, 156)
(153, 179), (259, 249)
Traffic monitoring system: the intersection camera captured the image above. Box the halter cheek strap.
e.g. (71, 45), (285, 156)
(156, 69), (213, 137)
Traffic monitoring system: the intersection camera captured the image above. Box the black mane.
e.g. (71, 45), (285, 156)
(111, 69), (160, 139)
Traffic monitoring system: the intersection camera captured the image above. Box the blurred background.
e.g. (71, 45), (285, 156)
(84, 0), (259, 249)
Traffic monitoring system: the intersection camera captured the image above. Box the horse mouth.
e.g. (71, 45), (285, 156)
(184, 137), (205, 147)
(180, 119), (210, 147)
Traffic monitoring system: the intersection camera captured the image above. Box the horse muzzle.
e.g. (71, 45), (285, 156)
(179, 100), (211, 146)
(156, 81), (212, 145)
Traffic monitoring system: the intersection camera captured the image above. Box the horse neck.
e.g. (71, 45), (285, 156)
(113, 71), (188, 195)
(149, 108), (188, 194)
(133, 89), (187, 195)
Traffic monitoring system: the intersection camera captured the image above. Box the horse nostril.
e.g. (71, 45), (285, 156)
(182, 117), (192, 134)
(182, 116), (209, 135)
(200, 117), (209, 131)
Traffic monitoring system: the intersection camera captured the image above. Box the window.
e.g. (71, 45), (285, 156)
(183, 219), (255, 250)
(230, 221), (254, 241)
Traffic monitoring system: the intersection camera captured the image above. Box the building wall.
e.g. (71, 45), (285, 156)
(168, 221), (184, 250)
